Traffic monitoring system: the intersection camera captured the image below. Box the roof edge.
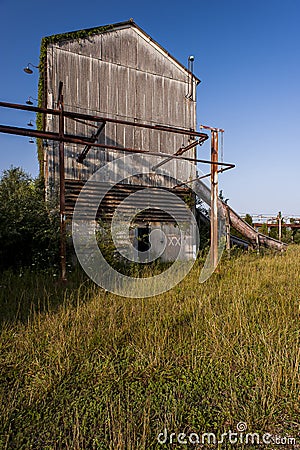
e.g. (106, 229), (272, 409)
(40, 19), (201, 83)
(41, 19), (134, 44)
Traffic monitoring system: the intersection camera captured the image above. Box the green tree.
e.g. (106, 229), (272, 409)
(0, 167), (59, 270)
(269, 226), (278, 240)
(244, 213), (253, 226)
(294, 230), (300, 244)
(258, 223), (269, 236)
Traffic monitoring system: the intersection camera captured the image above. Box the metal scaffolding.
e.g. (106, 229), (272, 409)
(0, 89), (235, 281)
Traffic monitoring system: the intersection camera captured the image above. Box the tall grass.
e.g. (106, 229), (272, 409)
(0, 247), (299, 449)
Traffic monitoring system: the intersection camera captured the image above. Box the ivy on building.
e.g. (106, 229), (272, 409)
(36, 23), (117, 175)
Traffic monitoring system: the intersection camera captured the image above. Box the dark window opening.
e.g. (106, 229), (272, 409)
(136, 226), (150, 252)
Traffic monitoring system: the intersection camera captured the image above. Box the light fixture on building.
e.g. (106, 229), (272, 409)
(185, 56), (195, 100)
(23, 63), (39, 74)
(26, 96), (38, 105)
(188, 55), (195, 73)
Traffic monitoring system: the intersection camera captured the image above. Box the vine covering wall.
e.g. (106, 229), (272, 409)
(36, 23), (119, 176)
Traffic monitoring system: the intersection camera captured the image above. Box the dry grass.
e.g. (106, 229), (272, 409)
(0, 247), (299, 449)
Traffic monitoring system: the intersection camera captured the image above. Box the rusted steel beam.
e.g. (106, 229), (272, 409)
(211, 130), (219, 269)
(71, 117), (101, 128)
(200, 124), (225, 133)
(0, 124), (60, 140)
(0, 124), (234, 168)
(0, 101), (59, 116)
(0, 100), (208, 139)
(76, 121), (106, 163)
(152, 138), (204, 171)
(172, 165), (234, 189)
(66, 112), (209, 139)
(252, 222), (300, 228)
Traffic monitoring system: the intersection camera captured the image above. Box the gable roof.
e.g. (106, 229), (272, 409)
(37, 20), (200, 174)
(41, 19), (200, 83)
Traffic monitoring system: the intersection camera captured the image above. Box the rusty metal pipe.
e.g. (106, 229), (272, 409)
(173, 165), (233, 188)
(0, 124), (234, 168)
(200, 124), (225, 133)
(0, 101), (208, 139)
(211, 130), (219, 269)
(152, 138), (203, 171)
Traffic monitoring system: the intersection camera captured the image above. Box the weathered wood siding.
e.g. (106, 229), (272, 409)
(44, 24), (197, 193)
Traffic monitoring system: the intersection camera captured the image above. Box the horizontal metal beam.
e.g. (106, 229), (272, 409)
(0, 124), (235, 168)
(252, 222), (300, 228)
(172, 165), (234, 188)
(200, 124), (225, 133)
(152, 138), (204, 171)
(0, 100), (208, 139)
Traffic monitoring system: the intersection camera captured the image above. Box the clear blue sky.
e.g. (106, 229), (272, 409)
(0, 0), (299, 216)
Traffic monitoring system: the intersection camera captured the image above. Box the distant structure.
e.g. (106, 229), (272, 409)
(241, 213), (300, 241)
(39, 20), (208, 261)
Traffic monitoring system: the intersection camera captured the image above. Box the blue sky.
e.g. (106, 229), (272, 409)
(0, 0), (299, 216)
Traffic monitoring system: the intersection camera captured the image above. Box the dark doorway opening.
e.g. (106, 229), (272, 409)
(136, 226), (150, 252)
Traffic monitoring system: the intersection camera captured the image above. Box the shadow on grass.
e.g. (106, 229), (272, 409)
(0, 266), (94, 327)
(0, 260), (173, 327)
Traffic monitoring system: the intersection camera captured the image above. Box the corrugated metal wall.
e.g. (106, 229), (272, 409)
(44, 24), (197, 193)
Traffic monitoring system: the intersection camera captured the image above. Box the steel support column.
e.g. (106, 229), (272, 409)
(278, 211), (282, 242)
(58, 82), (67, 282)
(211, 130), (219, 268)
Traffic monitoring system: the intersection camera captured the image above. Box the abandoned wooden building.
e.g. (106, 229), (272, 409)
(39, 19), (208, 261)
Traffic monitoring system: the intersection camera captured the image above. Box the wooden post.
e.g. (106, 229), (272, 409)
(225, 205), (231, 258)
(58, 82), (67, 282)
(278, 211), (282, 242)
(256, 233), (260, 255)
(211, 130), (218, 268)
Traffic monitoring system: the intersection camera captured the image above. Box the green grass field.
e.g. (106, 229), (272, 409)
(0, 247), (299, 449)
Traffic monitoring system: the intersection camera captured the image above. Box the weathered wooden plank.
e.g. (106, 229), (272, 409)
(45, 25), (197, 188)
(118, 28), (138, 68)
(116, 65), (128, 118)
(101, 31), (121, 64)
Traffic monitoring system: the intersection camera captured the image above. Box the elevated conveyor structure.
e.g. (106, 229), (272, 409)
(193, 179), (287, 252)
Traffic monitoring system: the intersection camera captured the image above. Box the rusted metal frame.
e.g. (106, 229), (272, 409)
(211, 130), (219, 269)
(76, 121), (106, 163)
(65, 112), (208, 139)
(252, 222), (300, 229)
(0, 124), (62, 140)
(202, 122), (225, 265)
(172, 165), (234, 189)
(200, 124), (225, 133)
(151, 138), (205, 171)
(57, 82), (67, 282)
(71, 117), (100, 129)
(277, 211), (282, 242)
(0, 101), (208, 139)
(0, 123), (235, 168)
(0, 101), (59, 116)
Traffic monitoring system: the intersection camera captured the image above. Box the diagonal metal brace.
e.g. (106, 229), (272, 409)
(76, 121), (106, 163)
(152, 135), (207, 171)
